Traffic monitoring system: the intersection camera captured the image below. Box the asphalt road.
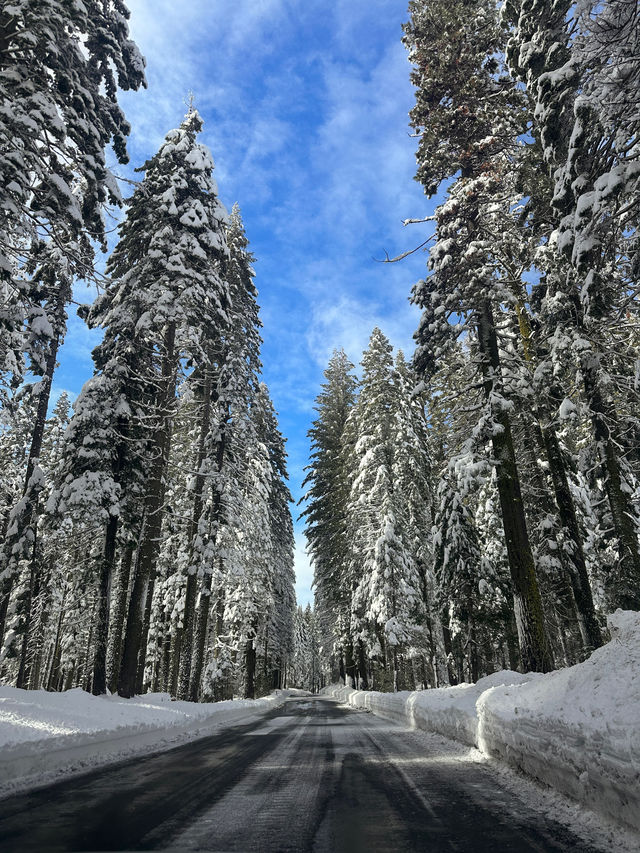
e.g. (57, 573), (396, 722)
(0, 696), (603, 852)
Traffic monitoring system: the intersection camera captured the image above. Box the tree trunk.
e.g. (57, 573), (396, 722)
(118, 324), (176, 698)
(244, 637), (256, 699)
(477, 300), (554, 673)
(356, 639), (368, 690)
(344, 640), (357, 688)
(107, 542), (135, 694)
(178, 369), (212, 700)
(92, 515), (119, 695)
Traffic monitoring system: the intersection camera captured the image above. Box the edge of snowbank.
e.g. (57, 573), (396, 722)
(0, 689), (305, 799)
(322, 611), (640, 836)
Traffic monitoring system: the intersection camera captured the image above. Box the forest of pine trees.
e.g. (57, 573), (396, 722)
(1, 0), (638, 701)
(0, 2), (295, 700)
(305, 0), (639, 691)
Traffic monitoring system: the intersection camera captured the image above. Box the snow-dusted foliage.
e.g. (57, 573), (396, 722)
(0, 2), (145, 531)
(0, 0), (145, 688)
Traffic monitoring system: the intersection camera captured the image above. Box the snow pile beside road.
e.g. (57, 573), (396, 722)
(408, 670), (535, 745)
(323, 609), (640, 834)
(0, 687), (297, 796)
(325, 671), (532, 746)
(478, 610), (640, 832)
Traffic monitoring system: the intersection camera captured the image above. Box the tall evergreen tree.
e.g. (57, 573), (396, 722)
(0, 0), (145, 669)
(404, 0), (555, 671)
(302, 349), (358, 685)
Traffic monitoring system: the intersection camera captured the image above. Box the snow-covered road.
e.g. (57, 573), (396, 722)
(0, 696), (614, 851)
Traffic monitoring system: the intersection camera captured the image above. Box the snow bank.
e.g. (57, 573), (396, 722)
(325, 671), (532, 745)
(323, 610), (640, 834)
(478, 610), (640, 833)
(0, 687), (302, 797)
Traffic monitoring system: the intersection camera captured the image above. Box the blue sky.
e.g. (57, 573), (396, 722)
(55, 0), (436, 606)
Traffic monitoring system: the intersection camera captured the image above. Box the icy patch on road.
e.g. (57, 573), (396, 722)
(0, 688), (305, 798)
(323, 609), (640, 841)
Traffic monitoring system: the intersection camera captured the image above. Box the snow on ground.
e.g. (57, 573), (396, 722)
(0, 687), (307, 798)
(326, 669), (535, 746)
(323, 609), (640, 838)
(478, 610), (640, 833)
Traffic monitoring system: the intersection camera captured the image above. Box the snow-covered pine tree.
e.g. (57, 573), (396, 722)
(347, 329), (423, 691)
(0, 0), (145, 271)
(432, 471), (483, 683)
(505, 0), (640, 608)
(392, 351), (448, 687)
(0, 0), (145, 680)
(291, 605), (321, 691)
(256, 389), (295, 692)
(404, 0), (554, 672)
(176, 203), (263, 701)
(51, 108), (230, 696)
(302, 349), (358, 685)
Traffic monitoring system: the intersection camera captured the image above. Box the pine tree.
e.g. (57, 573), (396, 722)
(505, 0), (640, 608)
(302, 349), (358, 685)
(404, 0), (554, 672)
(0, 0), (145, 674)
(347, 329), (423, 691)
(392, 352), (448, 686)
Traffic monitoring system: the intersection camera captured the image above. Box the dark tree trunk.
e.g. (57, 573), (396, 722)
(344, 640), (357, 687)
(92, 515), (119, 695)
(244, 637), (256, 699)
(118, 324), (176, 698)
(178, 372), (212, 700)
(477, 300), (554, 673)
(505, 609), (520, 672)
(356, 639), (368, 690)
(107, 543), (135, 694)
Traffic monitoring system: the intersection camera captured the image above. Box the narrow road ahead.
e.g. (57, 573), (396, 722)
(0, 696), (602, 852)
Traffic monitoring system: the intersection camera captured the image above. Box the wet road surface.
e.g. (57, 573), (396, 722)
(0, 696), (603, 852)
